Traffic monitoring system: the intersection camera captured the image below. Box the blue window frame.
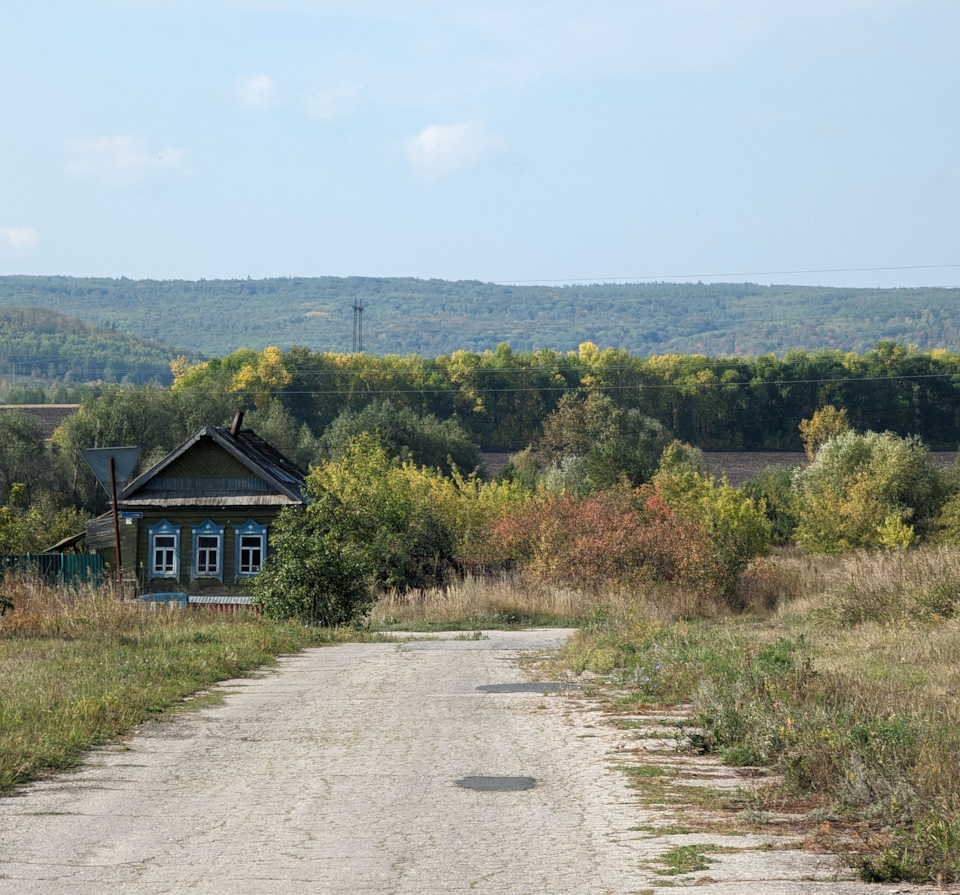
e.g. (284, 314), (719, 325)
(148, 519), (181, 581)
(235, 520), (268, 578)
(191, 519), (225, 582)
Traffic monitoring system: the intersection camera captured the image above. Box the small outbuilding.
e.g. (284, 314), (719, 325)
(85, 413), (306, 602)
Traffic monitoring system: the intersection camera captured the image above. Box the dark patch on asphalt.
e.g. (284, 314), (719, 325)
(455, 776), (537, 791)
(476, 682), (580, 693)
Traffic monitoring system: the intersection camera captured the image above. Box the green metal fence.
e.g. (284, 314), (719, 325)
(0, 553), (104, 586)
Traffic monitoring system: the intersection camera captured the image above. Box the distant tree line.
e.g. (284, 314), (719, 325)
(172, 341), (960, 451)
(5, 339), (960, 548)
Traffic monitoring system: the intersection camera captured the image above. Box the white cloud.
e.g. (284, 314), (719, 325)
(404, 120), (502, 180)
(66, 136), (187, 187)
(1, 227), (40, 250)
(303, 83), (362, 120)
(235, 74), (277, 110)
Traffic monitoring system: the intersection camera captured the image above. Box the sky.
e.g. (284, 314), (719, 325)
(1, 0), (959, 288)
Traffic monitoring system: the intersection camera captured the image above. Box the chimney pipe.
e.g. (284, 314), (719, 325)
(230, 411), (244, 436)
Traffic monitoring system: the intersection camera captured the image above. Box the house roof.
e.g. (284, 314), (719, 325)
(117, 424), (307, 509)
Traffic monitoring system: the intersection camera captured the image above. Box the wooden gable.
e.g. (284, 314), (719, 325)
(117, 426), (306, 509)
(162, 440), (259, 480)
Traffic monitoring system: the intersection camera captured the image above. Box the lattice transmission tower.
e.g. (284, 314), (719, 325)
(351, 298), (364, 353)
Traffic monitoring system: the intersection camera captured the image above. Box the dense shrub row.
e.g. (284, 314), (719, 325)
(253, 433), (772, 624)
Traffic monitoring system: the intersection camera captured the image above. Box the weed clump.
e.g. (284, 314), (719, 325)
(815, 547), (960, 626)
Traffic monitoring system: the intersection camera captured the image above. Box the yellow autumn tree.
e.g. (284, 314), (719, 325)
(230, 347), (293, 412)
(799, 405), (851, 461)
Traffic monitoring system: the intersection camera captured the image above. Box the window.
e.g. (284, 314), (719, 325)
(148, 520), (181, 581)
(191, 519), (224, 582)
(235, 520), (268, 578)
(196, 535), (220, 575)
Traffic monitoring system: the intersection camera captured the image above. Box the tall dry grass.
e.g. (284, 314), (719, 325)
(553, 545), (960, 883)
(367, 566), (780, 631)
(369, 573), (603, 629)
(1, 572), (148, 637)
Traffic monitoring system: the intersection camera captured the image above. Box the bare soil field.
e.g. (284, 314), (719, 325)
(705, 451), (959, 485)
(485, 451), (959, 486)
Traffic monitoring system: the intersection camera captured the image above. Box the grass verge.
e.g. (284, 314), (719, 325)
(0, 575), (362, 792)
(553, 546), (960, 884)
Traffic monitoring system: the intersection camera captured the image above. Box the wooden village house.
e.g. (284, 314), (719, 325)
(85, 413), (306, 605)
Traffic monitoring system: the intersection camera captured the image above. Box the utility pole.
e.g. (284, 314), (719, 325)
(81, 447), (140, 601)
(108, 455), (124, 601)
(352, 298), (364, 353)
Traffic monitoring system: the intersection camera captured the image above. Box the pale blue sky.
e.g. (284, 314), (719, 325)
(2, 0), (958, 287)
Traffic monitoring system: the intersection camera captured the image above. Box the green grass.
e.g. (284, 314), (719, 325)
(652, 844), (720, 876)
(0, 578), (362, 792)
(622, 764), (670, 778)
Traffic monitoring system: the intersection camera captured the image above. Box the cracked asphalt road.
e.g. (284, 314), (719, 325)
(0, 630), (931, 894)
(2, 630), (645, 894)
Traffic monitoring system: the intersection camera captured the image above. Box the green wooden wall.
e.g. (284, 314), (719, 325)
(102, 509), (281, 596)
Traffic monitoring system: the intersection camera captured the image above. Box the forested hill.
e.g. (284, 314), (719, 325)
(0, 305), (200, 386)
(0, 275), (958, 358)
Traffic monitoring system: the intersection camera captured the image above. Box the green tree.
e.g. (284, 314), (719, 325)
(537, 392), (671, 492)
(51, 385), (183, 511)
(741, 464), (801, 544)
(653, 442), (771, 603)
(320, 399), (483, 476)
(0, 494), (89, 554)
(245, 404), (323, 471)
(494, 447), (542, 492)
(250, 504), (371, 626)
(0, 410), (50, 502)
(799, 404), (851, 461)
(310, 435), (457, 591)
(253, 435), (460, 624)
(793, 430), (947, 553)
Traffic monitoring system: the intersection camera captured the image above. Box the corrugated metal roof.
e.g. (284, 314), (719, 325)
(189, 595), (255, 605)
(46, 530), (87, 552)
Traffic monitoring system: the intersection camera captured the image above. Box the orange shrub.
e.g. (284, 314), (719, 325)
(490, 491), (714, 593)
